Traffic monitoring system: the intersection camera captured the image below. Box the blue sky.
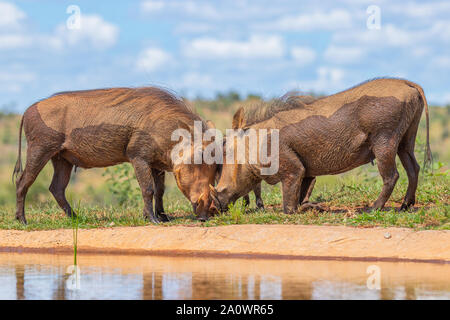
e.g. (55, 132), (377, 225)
(1, 0), (450, 112)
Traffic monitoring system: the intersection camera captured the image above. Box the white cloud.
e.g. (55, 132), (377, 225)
(0, 71), (35, 82)
(180, 72), (213, 87)
(53, 14), (119, 50)
(0, 70), (35, 93)
(411, 47), (432, 58)
(332, 24), (415, 48)
(174, 22), (214, 34)
(290, 46), (316, 65)
(141, 0), (165, 13)
(431, 56), (450, 69)
(0, 9), (118, 52)
(330, 19), (450, 58)
(443, 93), (450, 104)
(0, 34), (31, 49)
(184, 35), (285, 59)
(291, 67), (346, 93)
(136, 48), (172, 72)
(324, 45), (364, 64)
(141, 0), (219, 19)
(388, 1), (450, 19)
(429, 20), (450, 44)
(263, 9), (352, 31)
(0, 1), (26, 28)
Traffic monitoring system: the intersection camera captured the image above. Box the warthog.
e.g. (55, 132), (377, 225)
(13, 87), (217, 224)
(211, 78), (432, 214)
(230, 94), (318, 209)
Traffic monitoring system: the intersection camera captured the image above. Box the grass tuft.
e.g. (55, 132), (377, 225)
(0, 167), (448, 231)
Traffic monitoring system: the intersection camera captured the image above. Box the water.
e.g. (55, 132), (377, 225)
(0, 253), (448, 300)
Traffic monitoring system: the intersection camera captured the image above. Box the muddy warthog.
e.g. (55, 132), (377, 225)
(211, 78), (432, 214)
(230, 95), (318, 209)
(13, 87), (217, 224)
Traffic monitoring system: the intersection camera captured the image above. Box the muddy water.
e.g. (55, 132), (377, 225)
(0, 253), (448, 300)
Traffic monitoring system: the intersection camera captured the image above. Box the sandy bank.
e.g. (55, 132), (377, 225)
(0, 225), (449, 263)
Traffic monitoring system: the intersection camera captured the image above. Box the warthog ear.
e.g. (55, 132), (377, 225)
(173, 167), (183, 188)
(215, 164), (222, 183)
(206, 120), (216, 129)
(232, 107), (245, 129)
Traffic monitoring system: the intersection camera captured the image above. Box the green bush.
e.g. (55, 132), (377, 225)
(103, 164), (141, 206)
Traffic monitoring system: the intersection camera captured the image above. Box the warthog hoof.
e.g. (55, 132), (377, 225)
(158, 213), (170, 222)
(66, 210), (77, 219)
(299, 202), (325, 212)
(144, 213), (161, 224)
(399, 202), (413, 211)
(256, 200), (265, 210)
(197, 215), (210, 222)
(16, 215), (27, 225)
(144, 213), (170, 224)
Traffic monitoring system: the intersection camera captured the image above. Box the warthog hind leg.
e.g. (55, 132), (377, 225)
(398, 148), (419, 211)
(297, 177), (324, 212)
(371, 138), (400, 210)
(398, 116), (421, 211)
(298, 177), (316, 204)
(16, 145), (56, 224)
(242, 194), (250, 207)
(49, 156), (75, 218)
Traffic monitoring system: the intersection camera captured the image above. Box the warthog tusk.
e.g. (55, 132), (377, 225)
(196, 192), (205, 204)
(208, 184), (222, 211)
(209, 184), (217, 196)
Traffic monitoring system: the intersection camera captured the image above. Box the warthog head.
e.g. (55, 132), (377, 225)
(172, 120), (220, 221)
(174, 160), (218, 221)
(209, 138), (262, 212)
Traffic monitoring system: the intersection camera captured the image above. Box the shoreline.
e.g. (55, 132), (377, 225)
(0, 224), (449, 263)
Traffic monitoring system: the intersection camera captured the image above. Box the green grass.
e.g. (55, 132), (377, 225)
(0, 105), (448, 231)
(1, 169), (448, 231)
(71, 199), (80, 266)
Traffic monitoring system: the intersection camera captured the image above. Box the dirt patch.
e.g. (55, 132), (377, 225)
(0, 225), (449, 263)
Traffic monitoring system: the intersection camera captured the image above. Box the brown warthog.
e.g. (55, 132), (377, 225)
(13, 87), (217, 224)
(230, 94), (318, 209)
(211, 78), (432, 214)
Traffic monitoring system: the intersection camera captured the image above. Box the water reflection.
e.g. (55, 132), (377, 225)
(15, 265), (25, 300)
(0, 254), (448, 300)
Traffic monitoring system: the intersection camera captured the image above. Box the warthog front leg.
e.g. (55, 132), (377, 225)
(281, 173), (304, 214)
(152, 168), (169, 222)
(131, 158), (160, 223)
(242, 183), (264, 210)
(279, 149), (306, 214)
(253, 183), (265, 209)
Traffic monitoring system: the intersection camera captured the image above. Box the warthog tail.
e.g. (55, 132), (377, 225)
(12, 116), (24, 184)
(417, 85), (433, 169)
